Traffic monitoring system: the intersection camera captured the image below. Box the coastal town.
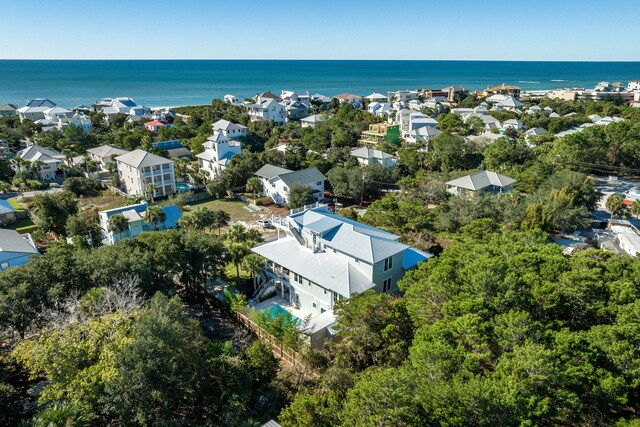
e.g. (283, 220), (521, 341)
(3, 77), (640, 425)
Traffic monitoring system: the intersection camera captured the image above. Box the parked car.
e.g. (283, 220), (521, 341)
(256, 219), (273, 228)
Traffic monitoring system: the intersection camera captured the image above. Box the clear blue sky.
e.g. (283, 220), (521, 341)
(1, 0), (638, 60)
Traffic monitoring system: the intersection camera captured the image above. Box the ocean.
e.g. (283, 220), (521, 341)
(1, 60), (639, 108)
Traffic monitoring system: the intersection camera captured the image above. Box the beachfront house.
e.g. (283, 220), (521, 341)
(0, 104), (17, 118)
(0, 229), (40, 270)
(365, 92), (388, 102)
(333, 93), (363, 108)
(17, 98), (57, 122)
(15, 144), (66, 181)
(196, 119), (245, 180)
(99, 202), (181, 245)
(350, 147), (396, 167)
(255, 164), (325, 206)
(224, 94), (240, 104)
(280, 90), (311, 108)
(115, 149), (176, 198)
(446, 170), (516, 196)
(251, 204), (431, 347)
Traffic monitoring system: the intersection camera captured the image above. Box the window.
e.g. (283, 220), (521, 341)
(384, 256), (393, 271)
(333, 291), (341, 303)
(294, 273), (301, 283)
(323, 288), (327, 295)
(383, 278), (392, 292)
(313, 303), (317, 308)
(321, 308), (326, 314)
(316, 181), (321, 185)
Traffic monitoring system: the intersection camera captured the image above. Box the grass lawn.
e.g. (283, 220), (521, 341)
(77, 191), (128, 213)
(7, 198), (26, 212)
(6, 217), (37, 233)
(183, 196), (263, 223)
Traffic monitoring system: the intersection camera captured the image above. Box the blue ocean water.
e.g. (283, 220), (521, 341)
(0, 60), (639, 108)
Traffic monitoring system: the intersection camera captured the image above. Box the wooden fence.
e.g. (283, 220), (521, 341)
(204, 292), (318, 378)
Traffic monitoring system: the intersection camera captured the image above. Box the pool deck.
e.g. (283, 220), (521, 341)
(252, 296), (309, 321)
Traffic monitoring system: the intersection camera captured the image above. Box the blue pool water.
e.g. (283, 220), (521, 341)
(264, 305), (300, 324)
(176, 183), (192, 192)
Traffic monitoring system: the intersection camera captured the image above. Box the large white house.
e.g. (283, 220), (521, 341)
(115, 149), (175, 198)
(255, 164), (326, 206)
(97, 97), (150, 121)
(245, 93), (286, 124)
(15, 144), (66, 181)
(196, 119), (246, 180)
(16, 98), (57, 122)
(251, 205), (431, 347)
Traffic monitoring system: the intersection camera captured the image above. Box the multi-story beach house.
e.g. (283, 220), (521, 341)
(85, 145), (130, 171)
(115, 149), (175, 198)
(333, 93), (363, 108)
(196, 120), (245, 180)
(245, 93), (286, 124)
(251, 204), (431, 347)
(98, 201), (181, 245)
(16, 98), (57, 122)
(15, 144), (66, 181)
(255, 164), (326, 206)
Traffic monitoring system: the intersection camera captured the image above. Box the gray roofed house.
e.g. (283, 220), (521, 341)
(350, 147), (396, 167)
(16, 144), (66, 181)
(300, 113), (329, 128)
(446, 170), (516, 196)
(255, 164), (326, 206)
(0, 104), (17, 117)
(114, 149), (175, 198)
(0, 229), (40, 270)
(115, 149), (172, 168)
(251, 205), (432, 348)
(86, 145), (130, 169)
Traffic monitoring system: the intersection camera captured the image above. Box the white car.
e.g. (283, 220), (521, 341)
(256, 219), (273, 228)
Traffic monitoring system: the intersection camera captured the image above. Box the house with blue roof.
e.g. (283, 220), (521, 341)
(0, 200), (17, 226)
(98, 201), (181, 245)
(251, 204), (431, 347)
(0, 229), (40, 270)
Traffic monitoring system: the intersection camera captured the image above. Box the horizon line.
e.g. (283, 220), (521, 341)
(1, 58), (640, 62)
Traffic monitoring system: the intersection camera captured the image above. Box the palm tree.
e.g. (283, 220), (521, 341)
(189, 206), (215, 231)
(228, 243), (250, 287)
(246, 176), (263, 200)
(108, 214), (129, 242)
(144, 205), (166, 231)
(605, 194), (629, 219)
(243, 253), (265, 291)
(175, 157), (191, 182)
(630, 200), (640, 219)
(145, 184), (157, 203)
(31, 160), (45, 180)
(212, 210), (230, 235)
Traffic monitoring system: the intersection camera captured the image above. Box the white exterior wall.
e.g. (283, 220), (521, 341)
(262, 177), (325, 205)
(117, 161), (175, 197)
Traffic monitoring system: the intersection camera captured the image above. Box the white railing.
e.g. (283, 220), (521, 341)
(289, 202), (326, 216)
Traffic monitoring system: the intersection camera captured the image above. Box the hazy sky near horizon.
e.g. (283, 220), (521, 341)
(1, 0), (638, 61)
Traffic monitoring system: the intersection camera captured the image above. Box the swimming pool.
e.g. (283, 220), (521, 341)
(264, 305), (301, 324)
(176, 183), (192, 192)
